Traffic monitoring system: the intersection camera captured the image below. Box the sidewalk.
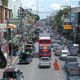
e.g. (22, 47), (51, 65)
(0, 56), (18, 79)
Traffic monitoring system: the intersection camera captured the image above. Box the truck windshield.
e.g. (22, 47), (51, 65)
(3, 71), (17, 78)
(20, 54), (29, 58)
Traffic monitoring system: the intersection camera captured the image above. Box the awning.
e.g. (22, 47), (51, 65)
(7, 24), (16, 29)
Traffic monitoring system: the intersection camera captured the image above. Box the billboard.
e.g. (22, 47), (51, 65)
(0, 24), (7, 38)
(0, 24), (7, 32)
(63, 24), (73, 30)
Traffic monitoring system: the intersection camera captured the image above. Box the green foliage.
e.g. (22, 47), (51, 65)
(2, 0), (8, 6)
(55, 10), (63, 26)
(54, 8), (70, 32)
(63, 8), (70, 15)
(35, 14), (40, 21)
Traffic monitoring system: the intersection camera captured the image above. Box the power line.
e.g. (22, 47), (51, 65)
(31, 11), (54, 13)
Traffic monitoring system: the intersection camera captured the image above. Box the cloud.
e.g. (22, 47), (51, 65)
(12, 0), (16, 2)
(21, 0), (37, 10)
(65, 0), (70, 2)
(50, 3), (62, 10)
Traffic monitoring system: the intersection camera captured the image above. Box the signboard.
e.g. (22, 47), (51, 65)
(0, 24), (7, 32)
(9, 19), (20, 23)
(63, 24), (73, 30)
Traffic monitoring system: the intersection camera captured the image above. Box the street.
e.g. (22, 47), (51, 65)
(10, 42), (66, 80)
(0, 0), (80, 80)
(13, 55), (66, 80)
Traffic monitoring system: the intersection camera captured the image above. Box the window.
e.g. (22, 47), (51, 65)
(39, 40), (51, 44)
(3, 71), (17, 78)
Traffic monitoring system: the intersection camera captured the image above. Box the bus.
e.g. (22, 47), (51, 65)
(38, 36), (52, 58)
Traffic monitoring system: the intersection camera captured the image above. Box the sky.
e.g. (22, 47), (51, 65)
(14, 0), (80, 19)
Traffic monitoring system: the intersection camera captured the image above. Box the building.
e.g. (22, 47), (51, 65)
(0, 5), (12, 40)
(8, 0), (21, 19)
(0, 1), (12, 58)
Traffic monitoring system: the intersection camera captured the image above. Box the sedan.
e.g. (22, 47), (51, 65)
(39, 57), (51, 68)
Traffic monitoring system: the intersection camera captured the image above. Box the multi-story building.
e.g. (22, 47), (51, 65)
(0, 0), (12, 57)
(8, 0), (21, 19)
(0, 0), (12, 38)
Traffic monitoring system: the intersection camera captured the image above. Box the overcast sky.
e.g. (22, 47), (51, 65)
(16, 0), (80, 19)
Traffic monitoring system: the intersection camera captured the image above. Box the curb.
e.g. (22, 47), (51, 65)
(12, 56), (18, 66)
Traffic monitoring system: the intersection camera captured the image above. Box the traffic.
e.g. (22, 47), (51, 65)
(0, 21), (80, 80)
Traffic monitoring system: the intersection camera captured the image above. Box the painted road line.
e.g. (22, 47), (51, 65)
(12, 56), (18, 66)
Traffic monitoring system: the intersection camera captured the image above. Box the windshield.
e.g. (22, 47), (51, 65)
(41, 58), (49, 60)
(62, 52), (68, 54)
(3, 71), (17, 78)
(20, 54), (30, 58)
(39, 40), (51, 44)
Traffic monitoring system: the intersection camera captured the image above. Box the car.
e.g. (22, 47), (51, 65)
(2, 68), (24, 80)
(59, 50), (70, 61)
(64, 57), (80, 76)
(19, 51), (32, 64)
(65, 56), (78, 62)
(68, 44), (79, 56)
(54, 44), (61, 52)
(39, 57), (51, 68)
(55, 49), (61, 56)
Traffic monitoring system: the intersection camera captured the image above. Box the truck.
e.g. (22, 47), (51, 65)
(24, 43), (34, 57)
(64, 56), (80, 80)
(38, 33), (52, 58)
(19, 43), (33, 64)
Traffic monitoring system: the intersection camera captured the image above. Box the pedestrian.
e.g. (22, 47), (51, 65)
(53, 59), (60, 70)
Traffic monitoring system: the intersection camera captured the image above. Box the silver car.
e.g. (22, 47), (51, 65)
(39, 57), (51, 68)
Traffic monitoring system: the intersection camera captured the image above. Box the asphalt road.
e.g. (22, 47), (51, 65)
(11, 42), (67, 80)
(13, 52), (67, 80)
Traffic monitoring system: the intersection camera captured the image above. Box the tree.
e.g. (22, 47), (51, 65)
(54, 8), (70, 32)
(35, 14), (40, 21)
(2, 0), (8, 6)
(54, 10), (64, 32)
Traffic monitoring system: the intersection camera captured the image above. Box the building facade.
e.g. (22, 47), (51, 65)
(8, 0), (21, 19)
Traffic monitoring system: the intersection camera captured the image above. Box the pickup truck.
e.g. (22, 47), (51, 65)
(64, 56), (80, 76)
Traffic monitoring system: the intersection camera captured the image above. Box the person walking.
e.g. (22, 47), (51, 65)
(53, 59), (60, 70)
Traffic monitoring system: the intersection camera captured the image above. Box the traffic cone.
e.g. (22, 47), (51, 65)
(53, 59), (60, 70)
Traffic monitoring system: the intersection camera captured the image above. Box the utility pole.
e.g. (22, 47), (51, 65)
(36, 0), (38, 15)
(69, 5), (71, 24)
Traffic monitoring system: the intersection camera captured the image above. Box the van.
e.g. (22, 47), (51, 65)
(59, 50), (69, 61)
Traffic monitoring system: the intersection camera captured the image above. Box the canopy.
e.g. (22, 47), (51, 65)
(7, 24), (16, 29)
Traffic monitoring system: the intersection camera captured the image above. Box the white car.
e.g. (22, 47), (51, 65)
(59, 50), (69, 61)
(39, 57), (51, 68)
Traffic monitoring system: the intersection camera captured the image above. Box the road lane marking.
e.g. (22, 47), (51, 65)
(12, 56), (18, 66)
